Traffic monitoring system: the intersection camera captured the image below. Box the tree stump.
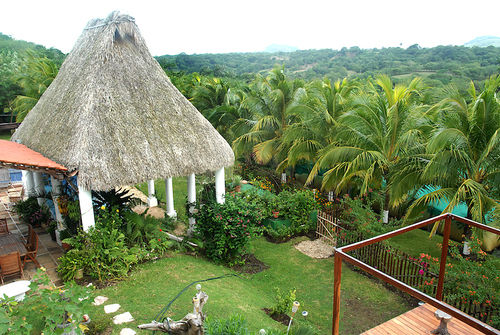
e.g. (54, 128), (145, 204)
(431, 309), (451, 335)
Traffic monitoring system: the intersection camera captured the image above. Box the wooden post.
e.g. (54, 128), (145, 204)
(436, 215), (451, 301)
(332, 250), (342, 335)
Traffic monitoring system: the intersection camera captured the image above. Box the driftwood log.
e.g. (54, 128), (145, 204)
(138, 285), (208, 335)
(431, 309), (451, 335)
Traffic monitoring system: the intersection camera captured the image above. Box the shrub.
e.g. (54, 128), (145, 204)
(194, 193), (264, 265)
(0, 269), (92, 334)
(13, 197), (51, 227)
(418, 237), (499, 328)
(270, 287), (297, 316)
(276, 190), (317, 233)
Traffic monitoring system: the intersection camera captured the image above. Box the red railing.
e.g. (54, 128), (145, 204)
(331, 213), (500, 335)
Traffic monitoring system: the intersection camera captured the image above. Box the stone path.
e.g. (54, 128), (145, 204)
(94, 295), (136, 334)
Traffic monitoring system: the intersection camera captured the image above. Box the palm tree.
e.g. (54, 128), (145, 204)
(232, 66), (305, 166)
(278, 77), (358, 173)
(407, 75), (500, 226)
(12, 50), (58, 121)
(307, 75), (429, 221)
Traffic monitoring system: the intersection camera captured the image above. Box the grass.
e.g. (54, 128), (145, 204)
(90, 237), (412, 334)
(136, 177), (189, 219)
(0, 131), (11, 140)
(387, 228), (443, 258)
(136, 169), (237, 220)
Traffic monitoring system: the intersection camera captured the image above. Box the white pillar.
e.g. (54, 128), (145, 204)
(33, 172), (46, 207)
(78, 184), (95, 232)
(147, 179), (158, 207)
(22, 170), (35, 198)
(215, 167), (225, 204)
(50, 176), (64, 244)
(165, 177), (176, 218)
(187, 174), (196, 233)
(281, 172), (287, 183)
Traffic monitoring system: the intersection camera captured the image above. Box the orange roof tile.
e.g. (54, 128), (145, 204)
(0, 140), (67, 172)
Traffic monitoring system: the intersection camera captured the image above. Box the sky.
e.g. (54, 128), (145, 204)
(1, 0), (499, 56)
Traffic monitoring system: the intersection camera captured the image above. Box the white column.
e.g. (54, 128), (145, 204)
(187, 173), (196, 233)
(50, 176), (64, 244)
(22, 170), (35, 198)
(165, 177), (176, 218)
(33, 172), (46, 207)
(215, 167), (225, 204)
(147, 179), (158, 207)
(78, 184), (95, 232)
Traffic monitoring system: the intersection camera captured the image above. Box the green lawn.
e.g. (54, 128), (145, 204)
(0, 131), (11, 140)
(388, 228), (443, 258)
(90, 237), (412, 334)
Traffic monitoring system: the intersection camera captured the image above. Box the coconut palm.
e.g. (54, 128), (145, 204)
(407, 75), (500, 224)
(307, 75), (429, 220)
(232, 66), (305, 166)
(278, 77), (358, 172)
(12, 50), (58, 121)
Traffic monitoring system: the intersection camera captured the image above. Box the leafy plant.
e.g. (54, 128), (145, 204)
(57, 249), (88, 281)
(13, 197), (51, 227)
(92, 188), (133, 213)
(270, 287), (297, 316)
(204, 314), (249, 335)
(0, 269), (92, 334)
(194, 192), (264, 265)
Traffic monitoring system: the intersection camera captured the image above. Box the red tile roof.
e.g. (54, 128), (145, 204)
(0, 140), (67, 172)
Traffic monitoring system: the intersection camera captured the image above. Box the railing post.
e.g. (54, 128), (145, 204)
(436, 215), (451, 301)
(332, 250), (342, 335)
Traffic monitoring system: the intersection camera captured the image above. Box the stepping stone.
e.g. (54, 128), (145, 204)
(104, 303), (121, 314)
(93, 296), (109, 306)
(120, 328), (137, 335)
(113, 312), (134, 324)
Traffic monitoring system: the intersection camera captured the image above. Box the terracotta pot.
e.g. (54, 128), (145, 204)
(272, 211), (279, 218)
(62, 242), (72, 251)
(235, 185), (241, 192)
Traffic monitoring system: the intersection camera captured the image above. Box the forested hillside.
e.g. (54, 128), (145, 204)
(156, 45), (500, 89)
(0, 33), (64, 121)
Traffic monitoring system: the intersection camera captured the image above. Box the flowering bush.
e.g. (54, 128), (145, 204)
(0, 269), (92, 334)
(417, 236), (499, 328)
(194, 192), (264, 265)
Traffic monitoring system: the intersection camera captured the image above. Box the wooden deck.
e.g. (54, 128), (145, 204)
(362, 303), (486, 334)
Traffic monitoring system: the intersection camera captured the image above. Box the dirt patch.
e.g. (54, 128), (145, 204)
(262, 308), (290, 326)
(231, 254), (269, 274)
(294, 239), (334, 259)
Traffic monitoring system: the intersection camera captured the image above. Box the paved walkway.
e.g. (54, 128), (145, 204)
(1, 183), (64, 286)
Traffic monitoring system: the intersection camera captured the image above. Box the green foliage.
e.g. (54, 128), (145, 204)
(58, 208), (173, 282)
(13, 196), (51, 227)
(92, 188), (134, 213)
(418, 236), (499, 328)
(276, 190), (317, 233)
(204, 314), (249, 335)
(270, 287), (296, 316)
(0, 269), (92, 334)
(194, 192), (264, 264)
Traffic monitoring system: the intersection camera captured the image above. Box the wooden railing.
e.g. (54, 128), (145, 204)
(331, 213), (500, 335)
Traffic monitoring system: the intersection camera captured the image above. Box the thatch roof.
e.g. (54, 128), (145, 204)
(12, 12), (234, 191)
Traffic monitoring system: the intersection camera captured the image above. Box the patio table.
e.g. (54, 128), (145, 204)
(0, 234), (27, 257)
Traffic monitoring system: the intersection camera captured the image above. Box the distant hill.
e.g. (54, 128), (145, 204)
(264, 44), (299, 53)
(156, 45), (500, 89)
(464, 36), (500, 47)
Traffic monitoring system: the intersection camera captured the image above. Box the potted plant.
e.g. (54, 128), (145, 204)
(272, 210), (280, 218)
(59, 229), (73, 251)
(47, 221), (58, 241)
(231, 175), (243, 192)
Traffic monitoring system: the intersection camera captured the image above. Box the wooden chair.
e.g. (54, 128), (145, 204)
(0, 218), (8, 236)
(0, 251), (24, 284)
(23, 230), (40, 268)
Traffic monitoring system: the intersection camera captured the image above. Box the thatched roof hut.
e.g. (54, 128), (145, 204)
(12, 12), (234, 191)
